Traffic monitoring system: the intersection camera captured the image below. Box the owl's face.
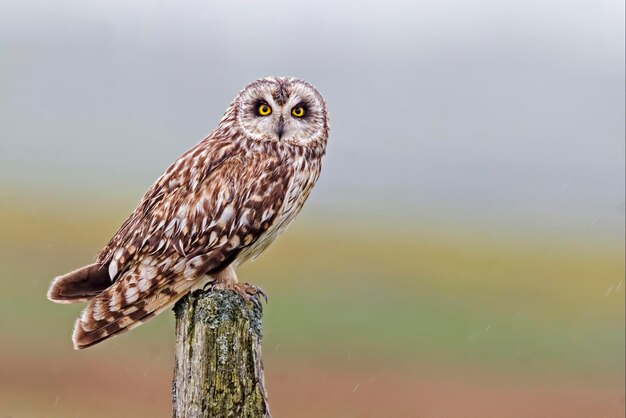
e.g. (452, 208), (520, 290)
(233, 77), (329, 148)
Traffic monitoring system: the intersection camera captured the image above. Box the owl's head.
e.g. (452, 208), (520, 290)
(229, 77), (329, 149)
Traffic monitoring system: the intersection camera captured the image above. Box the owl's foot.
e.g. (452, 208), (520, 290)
(235, 282), (268, 304)
(203, 266), (267, 303)
(204, 281), (268, 304)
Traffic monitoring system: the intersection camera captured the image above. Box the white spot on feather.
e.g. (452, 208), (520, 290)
(165, 219), (178, 236)
(125, 287), (139, 304)
(261, 208), (274, 222)
(218, 205), (235, 226)
(140, 265), (158, 280)
(92, 300), (105, 321)
(138, 277), (151, 292)
(109, 292), (121, 312)
(238, 209), (251, 227)
(195, 201), (205, 216)
(108, 261), (118, 281)
(176, 204), (189, 217)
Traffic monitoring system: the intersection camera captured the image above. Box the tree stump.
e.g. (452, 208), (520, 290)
(172, 290), (271, 418)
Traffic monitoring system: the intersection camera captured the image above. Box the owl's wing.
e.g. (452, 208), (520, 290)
(97, 136), (237, 274)
(72, 140), (293, 348)
(48, 137), (236, 304)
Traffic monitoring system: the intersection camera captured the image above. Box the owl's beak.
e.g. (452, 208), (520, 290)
(275, 117), (284, 139)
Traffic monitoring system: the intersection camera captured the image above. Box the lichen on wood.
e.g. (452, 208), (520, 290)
(172, 289), (271, 418)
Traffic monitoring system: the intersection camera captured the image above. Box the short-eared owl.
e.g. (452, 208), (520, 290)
(48, 77), (329, 349)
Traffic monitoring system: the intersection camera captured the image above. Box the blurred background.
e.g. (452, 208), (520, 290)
(1, 0), (624, 416)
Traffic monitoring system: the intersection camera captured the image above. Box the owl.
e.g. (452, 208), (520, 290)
(47, 77), (329, 349)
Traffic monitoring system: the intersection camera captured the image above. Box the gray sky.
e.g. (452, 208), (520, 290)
(1, 0), (624, 237)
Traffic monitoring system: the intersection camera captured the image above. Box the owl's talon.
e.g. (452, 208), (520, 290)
(255, 286), (269, 304)
(248, 289), (267, 311)
(241, 282), (268, 304)
(223, 282), (268, 304)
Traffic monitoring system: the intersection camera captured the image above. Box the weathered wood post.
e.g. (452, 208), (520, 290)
(172, 290), (271, 418)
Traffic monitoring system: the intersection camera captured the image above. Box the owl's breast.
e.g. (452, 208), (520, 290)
(235, 155), (321, 265)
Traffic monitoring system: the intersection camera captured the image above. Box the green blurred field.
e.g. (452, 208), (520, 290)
(0, 191), (623, 417)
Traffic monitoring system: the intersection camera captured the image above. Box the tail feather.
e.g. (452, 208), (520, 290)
(72, 278), (193, 349)
(47, 263), (112, 304)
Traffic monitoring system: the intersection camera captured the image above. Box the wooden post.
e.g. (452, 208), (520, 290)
(172, 290), (271, 418)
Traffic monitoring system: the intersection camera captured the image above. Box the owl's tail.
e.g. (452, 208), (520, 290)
(72, 275), (193, 349)
(47, 263), (113, 303)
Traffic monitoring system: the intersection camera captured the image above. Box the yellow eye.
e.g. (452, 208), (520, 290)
(257, 104), (272, 116)
(291, 106), (305, 118)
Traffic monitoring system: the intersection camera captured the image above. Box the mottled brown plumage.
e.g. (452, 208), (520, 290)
(48, 77), (329, 349)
